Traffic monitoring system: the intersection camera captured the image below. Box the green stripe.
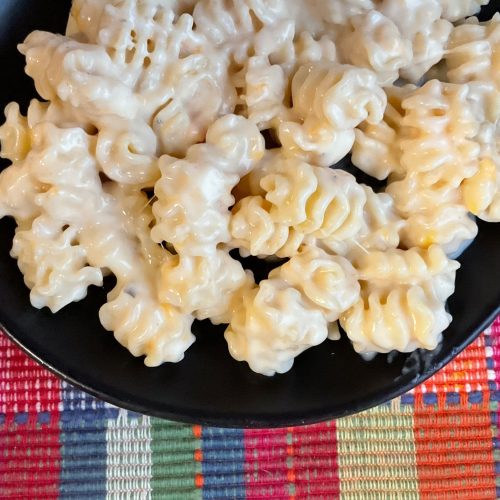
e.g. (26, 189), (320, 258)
(337, 398), (420, 500)
(151, 419), (202, 500)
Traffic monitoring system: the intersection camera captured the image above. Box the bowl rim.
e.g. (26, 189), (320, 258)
(2, 301), (499, 428)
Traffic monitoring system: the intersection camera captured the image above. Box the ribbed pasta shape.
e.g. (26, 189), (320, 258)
(0, 103), (31, 162)
(359, 187), (405, 249)
(377, 0), (452, 82)
(3, 0), (499, 375)
(263, 162), (366, 239)
(241, 56), (287, 130)
(99, 288), (195, 366)
(0, 122), (105, 226)
(102, 184), (165, 269)
(0, 159), (44, 222)
(438, 0), (490, 21)
(340, 283), (453, 353)
(293, 32), (337, 68)
(279, 62), (386, 167)
(352, 245), (460, 286)
(230, 157), (367, 257)
(269, 246), (360, 322)
(0, 102), (50, 222)
(68, 0), (236, 157)
(96, 117), (159, 187)
(78, 184), (197, 367)
(462, 157), (500, 222)
(69, 0), (199, 44)
(352, 85), (414, 180)
(193, 0), (289, 46)
(3, 124), (105, 312)
(314, 0), (374, 25)
(386, 80), (481, 254)
(323, 186), (405, 258)
(230, 196), (306, 258)
(12, 216), (103, 313)
(339, 11), (412, 85)
(446, 14), (500, 89)
(152, 115), (265, 255)
(150, 53), (237, 157)
(446, 15), (500, 218)
(159, 250), (254, 324)
(78, 0), (201, 87)
(234, 31), (337, 131)
(224, 279), (328, 376)
(20, 31), (139, 121)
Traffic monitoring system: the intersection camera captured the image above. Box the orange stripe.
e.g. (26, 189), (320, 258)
(414, 335), (496, 499)
(194, 449), (203, 462)
(194, 473), (204, 489)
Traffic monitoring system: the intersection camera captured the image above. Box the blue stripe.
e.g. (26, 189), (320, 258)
(59, 382), (112, 499)
(201, 427), (246, 499)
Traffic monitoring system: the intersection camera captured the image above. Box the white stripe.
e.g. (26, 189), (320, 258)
(106, 409), (152, 499)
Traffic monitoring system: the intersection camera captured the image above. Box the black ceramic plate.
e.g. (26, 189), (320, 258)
(0, 0), (499, 428)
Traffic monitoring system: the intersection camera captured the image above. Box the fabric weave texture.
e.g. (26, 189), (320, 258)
(1, 317), (499, 499)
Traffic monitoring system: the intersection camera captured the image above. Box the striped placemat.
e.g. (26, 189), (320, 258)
(1, 317), (499, 499)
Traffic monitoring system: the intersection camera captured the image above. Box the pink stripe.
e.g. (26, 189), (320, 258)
(0, 331), (62, 499)
(244, 428), (290, 499)
(290, 422), (339, 498)
(243, 422), (339, 499)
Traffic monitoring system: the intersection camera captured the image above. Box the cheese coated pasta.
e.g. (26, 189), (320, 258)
(279, 61), (386, 167)
(225, 279), (329, 376)
(230, 156), (367, 257)
(0, 0), (498, 376)
(446, 15), (500, 222)
(386, 81), (481, 254)
(341, 246), (459, 354)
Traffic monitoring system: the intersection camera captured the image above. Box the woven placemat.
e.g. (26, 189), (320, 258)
(1, 317), (499, 499)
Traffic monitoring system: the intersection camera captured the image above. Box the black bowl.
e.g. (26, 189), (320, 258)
(0, 0), (499, 428)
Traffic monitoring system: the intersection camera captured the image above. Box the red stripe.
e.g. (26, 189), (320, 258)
(244, 428), (289, 499)
(289, 422), (339, 498)
(414, 332), (496, 499)
(0, 332), (62, 499)
(243, 422), (339, 499)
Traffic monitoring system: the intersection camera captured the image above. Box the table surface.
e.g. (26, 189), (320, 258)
(1, 316), (499, 499)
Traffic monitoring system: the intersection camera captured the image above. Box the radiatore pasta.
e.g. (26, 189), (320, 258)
(0, 0), (498, 376)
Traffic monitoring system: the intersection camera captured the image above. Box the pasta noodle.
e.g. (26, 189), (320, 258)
(99, 290), (195, 366)
(0, 0), (498, 375)
(377, 0), (453, 82)
(230, 156), (367, 257)
(340, 282), (453, 353)
(159, 250), (254, 324)
(386, 81), (481, 254)
(352, 85), (414, 180)
(323, 186), (405, 258)
(269, 245), (360, 322)
(341, 246), (459, 353)
(12, 216), (103, 312)
(339, 11), (413, 85)
(20, 31), (140, 121)
(446, 15), (500, 221)
(352, 245), (457, 286)
(438, 0), (490, 22)
(279, 61), (386, 167)
(224, 279), (329, 376)
(152, 114), (264, 255)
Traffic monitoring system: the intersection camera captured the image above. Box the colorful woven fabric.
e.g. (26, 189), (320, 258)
(1, 317), (499, 499)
